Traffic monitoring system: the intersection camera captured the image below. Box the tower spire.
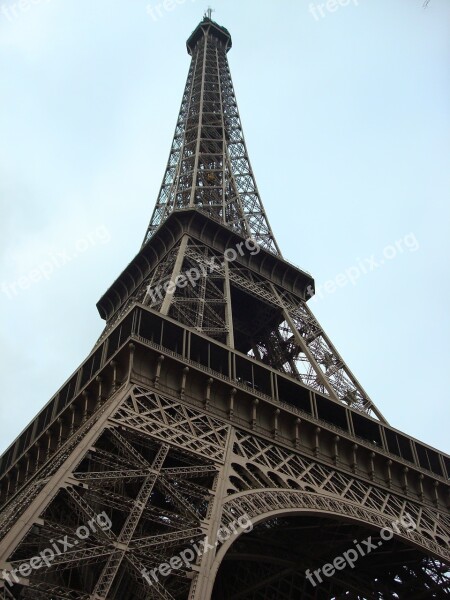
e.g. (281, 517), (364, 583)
(142, 17), (280, 255)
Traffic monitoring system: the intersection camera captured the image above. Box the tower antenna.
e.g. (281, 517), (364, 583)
(205, 6), (215, 20)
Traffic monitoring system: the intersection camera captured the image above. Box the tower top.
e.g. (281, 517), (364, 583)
(186, 14), (232, 55)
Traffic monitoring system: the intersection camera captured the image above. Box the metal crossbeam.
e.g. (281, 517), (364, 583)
(90, 444), (169, 598)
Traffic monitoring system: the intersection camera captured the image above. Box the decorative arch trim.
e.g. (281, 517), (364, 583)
(201, 488), (449, 599)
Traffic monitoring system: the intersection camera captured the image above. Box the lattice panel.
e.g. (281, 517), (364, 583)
(1, 410), (218, 599)
(110, 387), (230, 463)
(0, 384), (126, 542)
(281, 291), (379, 417)
(227, 431), (449, 560)
(142, 20), (279, 255)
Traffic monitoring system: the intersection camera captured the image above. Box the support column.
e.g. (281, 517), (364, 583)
(160, 236), (189, 316)
(189, 429), (236, 600)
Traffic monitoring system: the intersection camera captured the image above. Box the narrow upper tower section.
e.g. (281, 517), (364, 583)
(142, 15), (280, 255)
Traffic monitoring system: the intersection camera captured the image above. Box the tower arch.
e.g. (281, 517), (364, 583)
(203, 492), (449, 598)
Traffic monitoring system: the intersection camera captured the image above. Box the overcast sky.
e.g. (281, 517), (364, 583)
(1, 0), (449, 457)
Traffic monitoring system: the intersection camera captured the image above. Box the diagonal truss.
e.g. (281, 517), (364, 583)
(0, 388), (221, 599)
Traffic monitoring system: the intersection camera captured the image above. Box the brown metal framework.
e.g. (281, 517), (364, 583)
(1, 14), (449, 600)
(142, 19), (280, 255)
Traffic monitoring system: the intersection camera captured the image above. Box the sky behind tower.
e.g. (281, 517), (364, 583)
(0, 0), (449, 456)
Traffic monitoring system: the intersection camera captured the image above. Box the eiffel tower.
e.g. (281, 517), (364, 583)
(1, 14), (449, 600)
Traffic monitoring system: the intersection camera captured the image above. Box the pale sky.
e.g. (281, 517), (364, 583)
(1, 0), (449, 457)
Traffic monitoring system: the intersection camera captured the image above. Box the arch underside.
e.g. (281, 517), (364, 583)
(209, 455), (450, 600)
(212, 511), (450, 599)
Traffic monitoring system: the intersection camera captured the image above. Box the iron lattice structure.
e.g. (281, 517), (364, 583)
(142, 19), (280, 254)
(1, 15), (449, 600)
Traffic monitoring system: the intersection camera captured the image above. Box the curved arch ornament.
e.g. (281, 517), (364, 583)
(225, 431), (450, 550)
(201, 488), (450, 599)
(189, 427), (449, 599)
(221, 489), (449, 559)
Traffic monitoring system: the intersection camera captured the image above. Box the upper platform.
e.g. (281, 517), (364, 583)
(186, 16), (232, 55)
(97, 209), (314, 322)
